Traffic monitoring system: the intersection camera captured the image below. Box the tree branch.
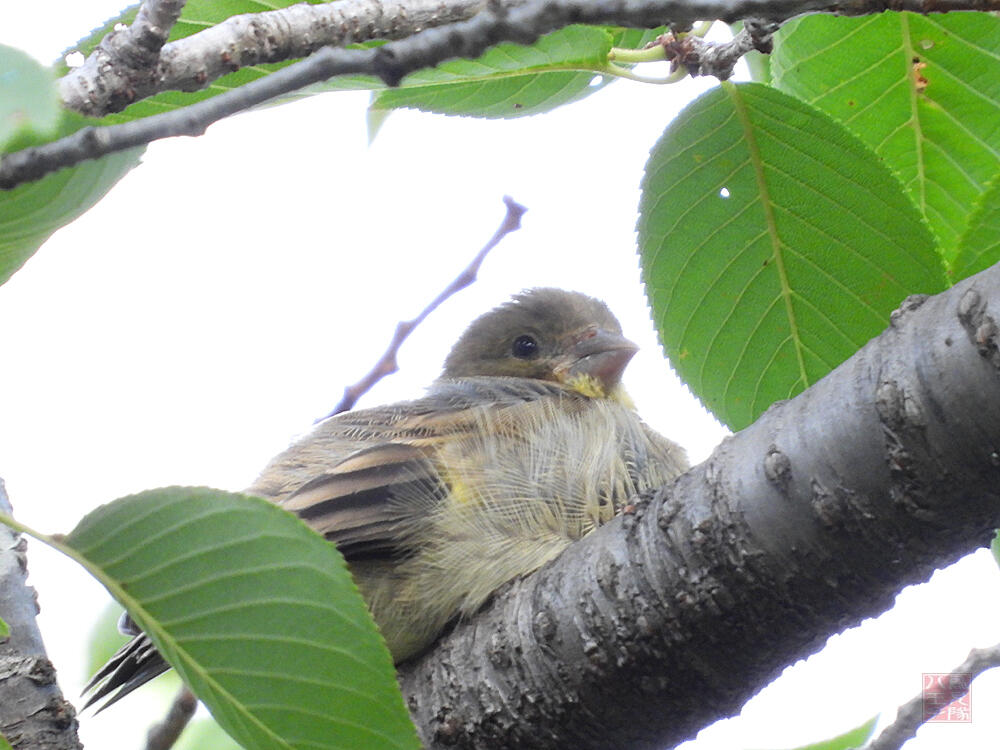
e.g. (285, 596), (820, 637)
(397, 261), (1000, 749)
(144, 687), (196, 750)
(5, 0), (1000, 191)
(60, 0), (501, 117)
(321, 195), (527, 418)
(868, 643), (1000, 750)
(0, 481), (82, 750)
(656, 17), (779, 79)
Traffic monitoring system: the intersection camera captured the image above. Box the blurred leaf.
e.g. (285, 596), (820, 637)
(771, 13), (1000, 259)
(0, 732), (12, 750)
(768, 715), (878, 749)
(0, 44), (60, 149)
(951, 176), (1000, 284)
(176, 717), (245, 750)
(0, 615), (9, 639)
(0, 113), (142, 287)
(366, 94), (392, 144)
(638, 82), (944, 430)
(60, 487), (419, 750)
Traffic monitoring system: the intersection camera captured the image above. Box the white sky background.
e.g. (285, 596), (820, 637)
(3, 3), (1000, 749)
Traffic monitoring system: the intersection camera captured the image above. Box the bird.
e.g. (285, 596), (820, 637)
(83, 287), (688, 710)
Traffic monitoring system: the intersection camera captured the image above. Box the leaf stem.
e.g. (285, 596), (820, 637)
(603, 62), (681, 84)
(608, 45), (666, 63)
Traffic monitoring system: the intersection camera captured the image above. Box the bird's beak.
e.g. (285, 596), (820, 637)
(556, 326), (639, 391)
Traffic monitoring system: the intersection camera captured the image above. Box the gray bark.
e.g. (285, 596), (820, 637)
(0, 481), (82, 750)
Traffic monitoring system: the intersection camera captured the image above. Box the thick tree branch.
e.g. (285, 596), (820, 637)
(0, 481), (82, 750)
(397, 262), (1000, 749)
(60, 0), (500, 117)
(4, 0), (1000, 191)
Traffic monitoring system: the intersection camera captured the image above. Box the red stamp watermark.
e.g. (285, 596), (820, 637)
(922, 673), (972, 723)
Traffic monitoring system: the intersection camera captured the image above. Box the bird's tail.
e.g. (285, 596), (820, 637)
(82, 613), (169, 712)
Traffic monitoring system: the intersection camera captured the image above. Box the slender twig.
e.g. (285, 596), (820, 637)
(144, 687), (196, 750)
(319, 195), (527, 420)
(867, 643), (1000, 750)
(6, 0), (1000, 190)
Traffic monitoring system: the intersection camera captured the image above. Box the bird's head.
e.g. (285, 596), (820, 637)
(442, 288), (638, 398)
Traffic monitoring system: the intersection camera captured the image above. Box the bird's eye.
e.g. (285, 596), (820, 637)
(511, 334), (539, 359)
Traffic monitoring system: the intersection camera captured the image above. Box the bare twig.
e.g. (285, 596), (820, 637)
(320, 195), (527, 420)
(144, 687), (196, 750)
(6, 0), (1000, 190)
(868, 643), (1000, 750)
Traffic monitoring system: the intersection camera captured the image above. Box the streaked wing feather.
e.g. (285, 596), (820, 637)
(282, 443), (445, 560)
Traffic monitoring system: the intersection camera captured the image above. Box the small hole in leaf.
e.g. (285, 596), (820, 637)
(589, 76), (604, 87)
(719, 187), (731, 199)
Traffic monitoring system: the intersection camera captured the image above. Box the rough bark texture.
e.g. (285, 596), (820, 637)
(398, 263), (1000, 749)
(0, 481), (82, 750)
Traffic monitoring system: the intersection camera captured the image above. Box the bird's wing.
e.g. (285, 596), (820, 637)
(280, 442), (445, 560)
(261, 378), (576, 561)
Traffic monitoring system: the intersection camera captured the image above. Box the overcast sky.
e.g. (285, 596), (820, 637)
(3, 4), (1000, 750)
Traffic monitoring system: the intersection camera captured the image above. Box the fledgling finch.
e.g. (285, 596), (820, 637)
(85, 287), (688, 709)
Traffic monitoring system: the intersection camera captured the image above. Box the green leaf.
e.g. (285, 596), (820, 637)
(771, 13), (1000, 259)
(0, 114), (142, 287)
(0, 731), (12, 750)
(638, 82), (944, 430)
(61, 487), (418, 750)
(371, 26), (664, 118)
(371, 25), (620, 118)
(951, 175), (1000, 283)
(0, 44), (60, 149)
(0, 614), (9, 639)
(753, 715), (878, 750)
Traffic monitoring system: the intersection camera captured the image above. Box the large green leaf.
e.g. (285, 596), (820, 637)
(771, 13), (1000, 259)
(638, 82), (944, 430)
(59, 487), (418, 750)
